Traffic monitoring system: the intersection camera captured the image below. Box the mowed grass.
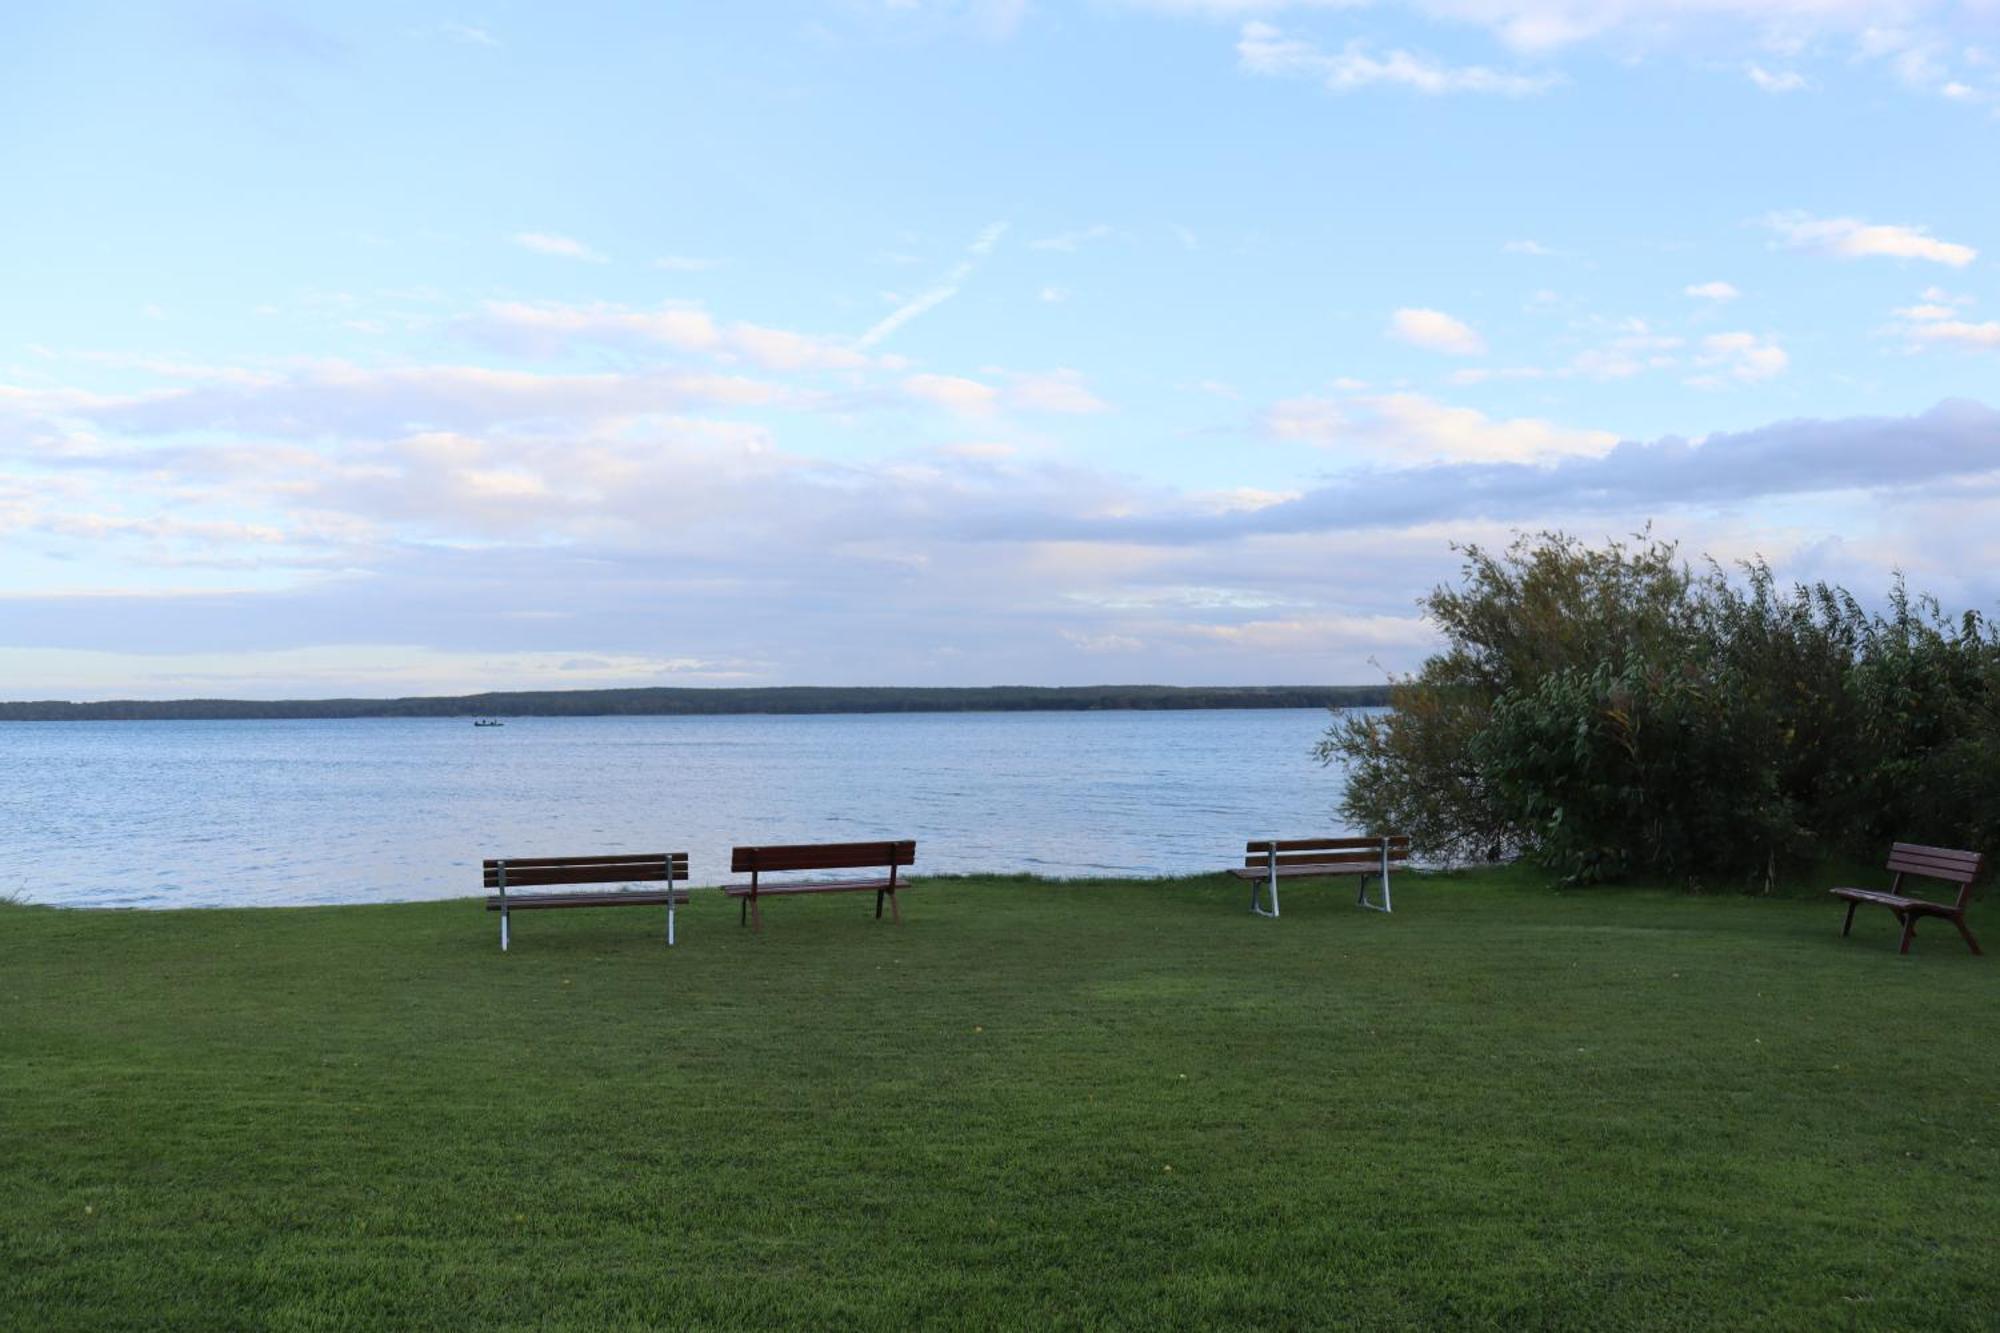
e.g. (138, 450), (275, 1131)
(3, 870), (1997, 1330)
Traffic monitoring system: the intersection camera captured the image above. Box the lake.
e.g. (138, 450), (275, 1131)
(0, 709), (1368, 908)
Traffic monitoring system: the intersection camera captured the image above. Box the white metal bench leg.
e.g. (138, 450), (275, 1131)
(666, 898), (675, 947)
(1357, 838), (1393, 913)
(1252, 846), (1280, 918)
(497, 861), (511, 949)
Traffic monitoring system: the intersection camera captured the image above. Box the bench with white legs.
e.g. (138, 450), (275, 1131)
(483, 852), (690, 951)
(1227, 836), (1408, 918)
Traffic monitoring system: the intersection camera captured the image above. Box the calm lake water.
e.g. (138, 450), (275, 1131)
(0, 709), (1365, 908)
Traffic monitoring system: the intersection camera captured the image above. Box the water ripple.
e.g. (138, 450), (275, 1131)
(0, 710), (1370, 908)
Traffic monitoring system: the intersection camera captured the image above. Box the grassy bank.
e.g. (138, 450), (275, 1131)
(3, 869), (1996, 1329)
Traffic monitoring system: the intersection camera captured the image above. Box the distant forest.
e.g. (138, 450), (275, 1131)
(0, 684), (1392, 722)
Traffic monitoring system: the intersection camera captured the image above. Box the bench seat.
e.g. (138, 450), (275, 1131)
(485, 889), (690, 911)
(1829, 887), (1958, 916)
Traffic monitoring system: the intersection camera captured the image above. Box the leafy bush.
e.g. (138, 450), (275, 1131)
(1323, 532), (2000, 888)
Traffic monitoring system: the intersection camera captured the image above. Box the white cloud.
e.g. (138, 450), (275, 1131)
(1238, 21), (1558, 94)
(1351, 392), (1615, 461)
(903, 369), (1109, 415)
(1262, 395), (1348, 444)
(1684, 280), (1741, 301)
(1039, 286), (1070, 303)
(1408, 1), (1958, 55)
(469, 300), (872, 371)
(1896, 296), (2000, 349)
(1006, 370), (1108, 414)
(1504, 239), (1555, 255)
(1387, 307), (1488, 356)
(1767, 212), (1977, 267)
(1446, 321), (1685, 385)
(1688, 331), (1788, 387)
(858, 221), (1008, 348)
(92, 362), (789, 438)
(1746, 63), (1807, 92)
(476, 299), (719, 351)
(724, 323), (873, 373)
(1911, 320), (2000, 348)
(13, 316), (2000, 696)
(512, 232), (607, 263)
(1131, 2), (1997, 105)
(1261, 390), (1614, 462)
(904, 373), (1001, 415)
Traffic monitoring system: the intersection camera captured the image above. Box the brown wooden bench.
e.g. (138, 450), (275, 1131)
(1228, 836), (1409, 918)
(1832, 842), (1984, 955)
(725, 840), (915, 932)
(484, 852), (690, 951)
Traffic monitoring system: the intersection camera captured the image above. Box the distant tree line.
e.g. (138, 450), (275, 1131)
(0, 683), (1391, 722)
(1321, 532), (2000, 889)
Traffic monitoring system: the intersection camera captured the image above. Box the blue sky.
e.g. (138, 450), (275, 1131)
(3, 1), (1998, 697)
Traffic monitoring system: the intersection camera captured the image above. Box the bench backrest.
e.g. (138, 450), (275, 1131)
(483, 853), (688, 891)
(732, 840), (916, 874)
(1887, 842), (1984, 910)
(1243, 836), (1410, 871)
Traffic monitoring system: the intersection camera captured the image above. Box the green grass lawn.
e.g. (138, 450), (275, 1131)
(3, 869), (1996, 1330)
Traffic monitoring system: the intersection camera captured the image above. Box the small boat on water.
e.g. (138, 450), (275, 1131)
(473, 719), (505, 727)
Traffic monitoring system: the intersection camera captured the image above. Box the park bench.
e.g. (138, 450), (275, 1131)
(1831, 842), (1985, 955)
(484, 852), (690, 951)
(725, 839), (916, 932)
(1229, 836), (1408, 918)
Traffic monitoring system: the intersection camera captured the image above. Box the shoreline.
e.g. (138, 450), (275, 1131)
(0, 683), (1391, 722)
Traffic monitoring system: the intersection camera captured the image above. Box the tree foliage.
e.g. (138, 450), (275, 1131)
(1321, 532), (2000, 888)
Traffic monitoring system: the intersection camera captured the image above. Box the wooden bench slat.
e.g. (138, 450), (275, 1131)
(1889, 842), (1985, 866)
(732, 841), (916, 873)
(1244, 837), (1409, 853)
(1241, 849), (1412, 870)
(482, 853), (685, 871)
(1830, 887), (1957, 914)
(485, 864), (687, 888)
(1885, 851), (1983, 883)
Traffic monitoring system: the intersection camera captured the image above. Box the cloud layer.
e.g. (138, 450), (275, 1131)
(7, 274), (1997, 695)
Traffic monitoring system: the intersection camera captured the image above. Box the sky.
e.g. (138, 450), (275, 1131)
(3, 1), (1999, 699)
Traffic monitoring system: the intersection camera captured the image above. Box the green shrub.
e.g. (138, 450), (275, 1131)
(1324, 532), (2000, 887)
